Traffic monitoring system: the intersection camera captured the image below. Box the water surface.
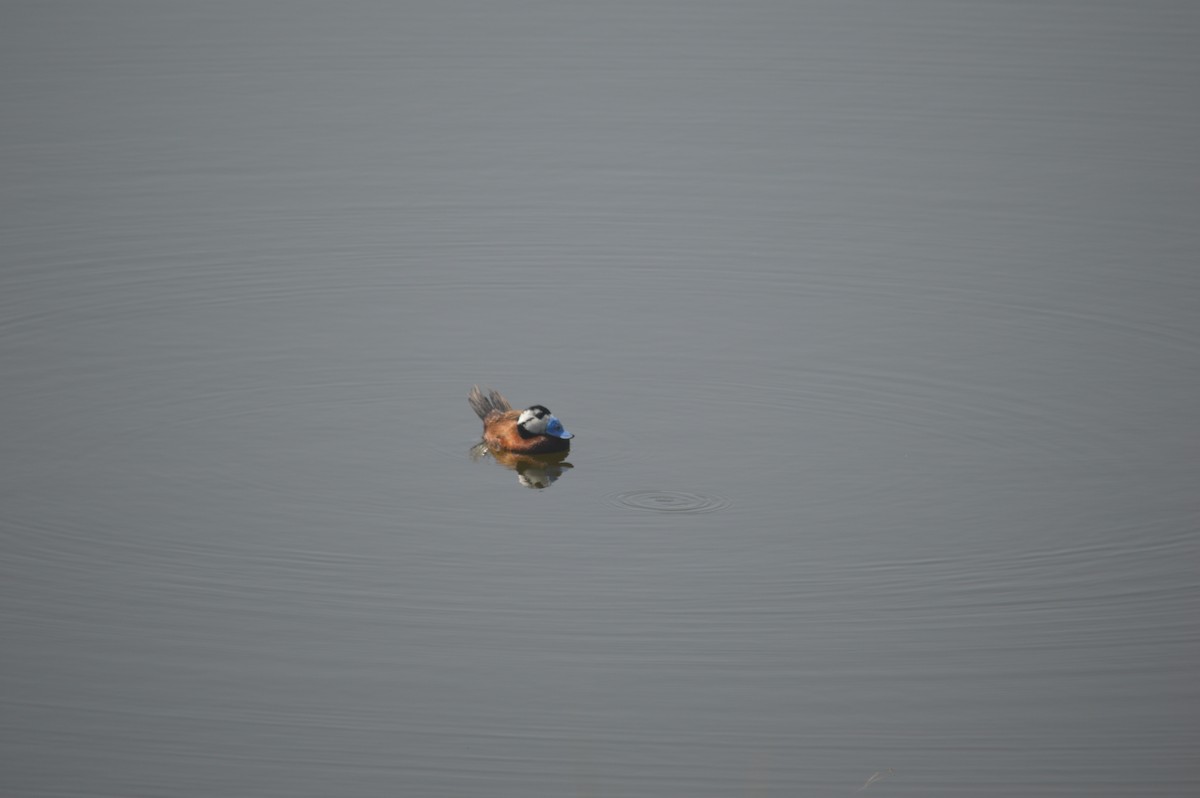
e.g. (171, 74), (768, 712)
(2, 2), (1198, 796)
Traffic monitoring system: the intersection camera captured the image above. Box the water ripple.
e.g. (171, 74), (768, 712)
(604, 489), (731, 514)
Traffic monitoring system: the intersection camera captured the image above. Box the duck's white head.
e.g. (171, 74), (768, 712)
(517, 405), (574, 439)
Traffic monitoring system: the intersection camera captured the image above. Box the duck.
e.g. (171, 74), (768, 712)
(469, 385), (574, 454)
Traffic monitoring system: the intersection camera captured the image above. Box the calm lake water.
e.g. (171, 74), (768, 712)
(3, 2), (1198, 796)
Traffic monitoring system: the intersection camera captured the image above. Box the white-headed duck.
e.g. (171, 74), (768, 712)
(469, 385), (574, 454)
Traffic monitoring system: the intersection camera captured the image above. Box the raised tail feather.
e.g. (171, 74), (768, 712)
(469, 385), (512, 420)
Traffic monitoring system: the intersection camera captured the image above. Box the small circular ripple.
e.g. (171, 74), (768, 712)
(605, 490), (731, 514)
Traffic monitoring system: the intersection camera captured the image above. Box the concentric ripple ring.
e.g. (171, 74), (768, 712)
(605, 490), (731, 514)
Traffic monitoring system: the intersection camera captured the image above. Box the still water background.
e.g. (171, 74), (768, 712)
(3, 1), (1198, 796)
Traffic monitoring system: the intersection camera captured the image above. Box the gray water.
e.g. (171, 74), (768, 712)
(2, 2), (1198, 796)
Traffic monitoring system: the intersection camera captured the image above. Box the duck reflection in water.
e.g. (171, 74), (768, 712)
(468, 385), (575, 489)
(469, 442), (574, 488)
